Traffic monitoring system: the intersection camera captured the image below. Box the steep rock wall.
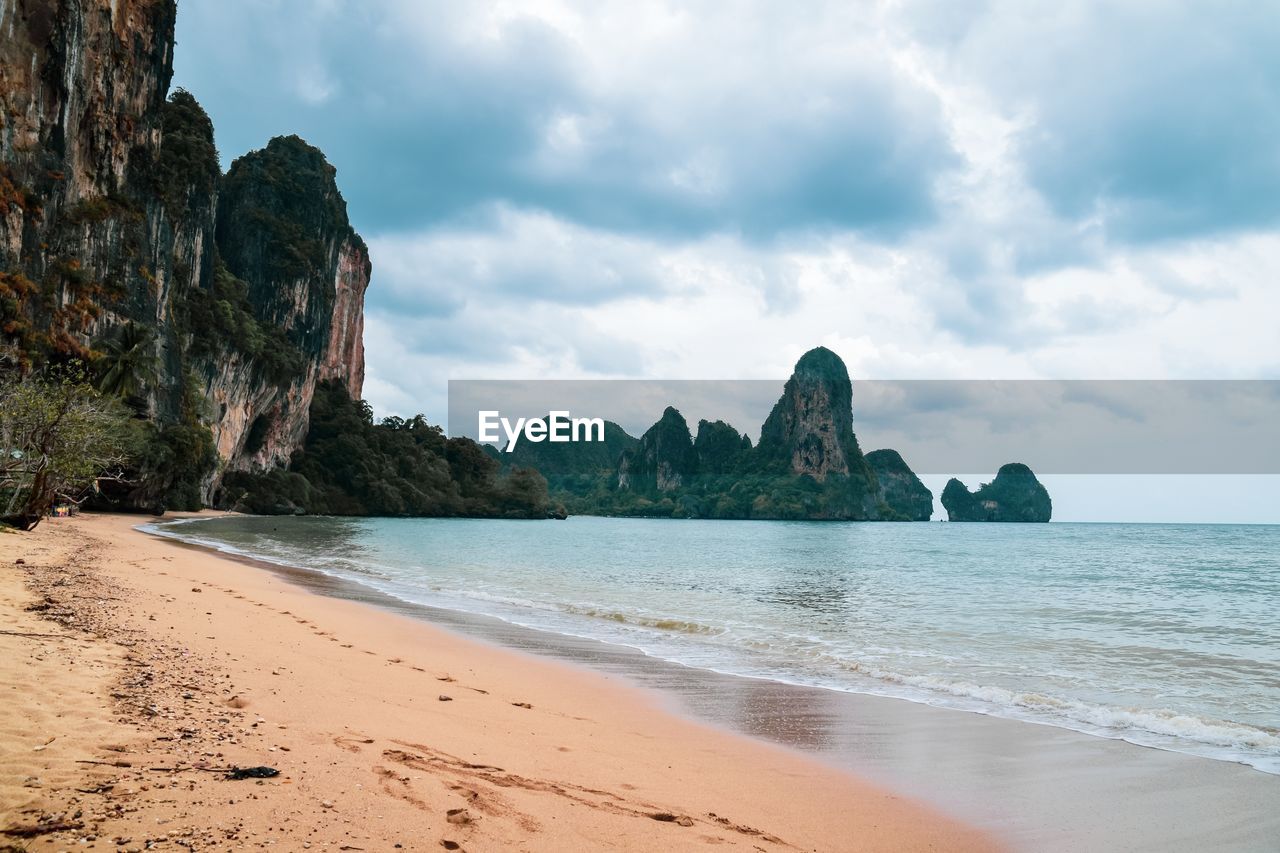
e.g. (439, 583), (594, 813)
(209, 135), (370, 472)
(0, 0), (203, 423)
(756, 346), (883, 518)
(0, 0), (370, 504)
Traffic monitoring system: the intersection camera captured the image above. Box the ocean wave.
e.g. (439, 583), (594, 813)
(424, 584), (1280, 765)
(816, 654), (1280, 757)
(421, 587), (728, 636)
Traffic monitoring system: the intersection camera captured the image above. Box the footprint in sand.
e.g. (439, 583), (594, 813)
(446, 808), (475, 825)
(334, 735), (375, 752)
(449, 785), (481, 805)
(650, 813), (696, 827)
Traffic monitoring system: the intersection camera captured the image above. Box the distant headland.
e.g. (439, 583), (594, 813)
(502, 346), (1052, 522)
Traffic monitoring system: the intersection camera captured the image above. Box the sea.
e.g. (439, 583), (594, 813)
(146, 515), (1280, 775)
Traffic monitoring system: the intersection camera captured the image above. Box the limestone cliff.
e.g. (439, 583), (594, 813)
(756, 346), (883, 519)
(532, 347), (937, 520)
(0, 0), (199, 420)
(617, 407), (698, 492)
(758, 347), (858, 481)
(941, 463), (1052, 522)
(694, 419), (749, 476)
(866, 448), (933, 521)
(208, 135), (370, 472)
(0, 0), (370, 507)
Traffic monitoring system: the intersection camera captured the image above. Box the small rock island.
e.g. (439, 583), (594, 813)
(941, 463), (1052, 522)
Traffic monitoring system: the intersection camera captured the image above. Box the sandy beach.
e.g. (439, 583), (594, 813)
(1, 513), (997, 852)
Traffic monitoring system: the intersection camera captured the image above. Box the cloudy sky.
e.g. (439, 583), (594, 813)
(172, 0), (1280, 427)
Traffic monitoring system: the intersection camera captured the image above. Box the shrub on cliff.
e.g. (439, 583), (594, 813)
(179, 261), (305, 385)
(152, 89), (221, 214)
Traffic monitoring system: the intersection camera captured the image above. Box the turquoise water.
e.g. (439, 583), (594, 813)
(149, 516), (1280, 773)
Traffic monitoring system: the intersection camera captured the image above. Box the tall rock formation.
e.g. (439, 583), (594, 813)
(207, 135), (370, 471)
(941, 463), (1052, 522)
(694, 419), (749, 476)
(502, 346), (939, 521)
(866, 449), (933, 521)
(756, 346), (883, 519)
(0, 0), (370, 506)
(0, 0), (205, 420)
(758, 347), (858, 480)
(617, 406), (697, 492)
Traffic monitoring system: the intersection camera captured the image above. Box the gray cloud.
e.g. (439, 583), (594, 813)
(904, 0), (1280, 243)
(175, 0), (956, 241)
(366, 207), (675, 317)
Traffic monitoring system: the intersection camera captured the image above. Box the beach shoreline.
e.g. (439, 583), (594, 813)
(1, 512), (997, 851)
(139, 514), (1280, 853)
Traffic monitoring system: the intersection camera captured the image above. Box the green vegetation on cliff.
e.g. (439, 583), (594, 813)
(217, 135), (366, 325)
(177, 260), (305, 385)
(221, 382), (556, 519)
(150, 89), (221, 213)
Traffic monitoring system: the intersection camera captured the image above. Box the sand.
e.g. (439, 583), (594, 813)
(1, 512), (998, 852)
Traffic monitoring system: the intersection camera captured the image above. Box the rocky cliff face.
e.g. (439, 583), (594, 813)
(209, 136), (370, 472)
(942, 463), (1052, 522)
(694, 419), (749, 476)
(0, 0), (369, 505)
(1, 0), (201, 417)
(618, 406), (697, 492)
(866, 449), (933, 521)
(756, 346), (884, 518)
(758, 347), (858, 481)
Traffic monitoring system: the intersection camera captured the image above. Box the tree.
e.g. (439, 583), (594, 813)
(0, 370), (138, 530)
(93, 322), (158, 406)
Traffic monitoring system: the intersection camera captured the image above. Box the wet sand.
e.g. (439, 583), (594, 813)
(2, 512), (996, 851)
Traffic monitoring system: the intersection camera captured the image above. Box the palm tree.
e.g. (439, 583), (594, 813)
(94, 323), (159, 408)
